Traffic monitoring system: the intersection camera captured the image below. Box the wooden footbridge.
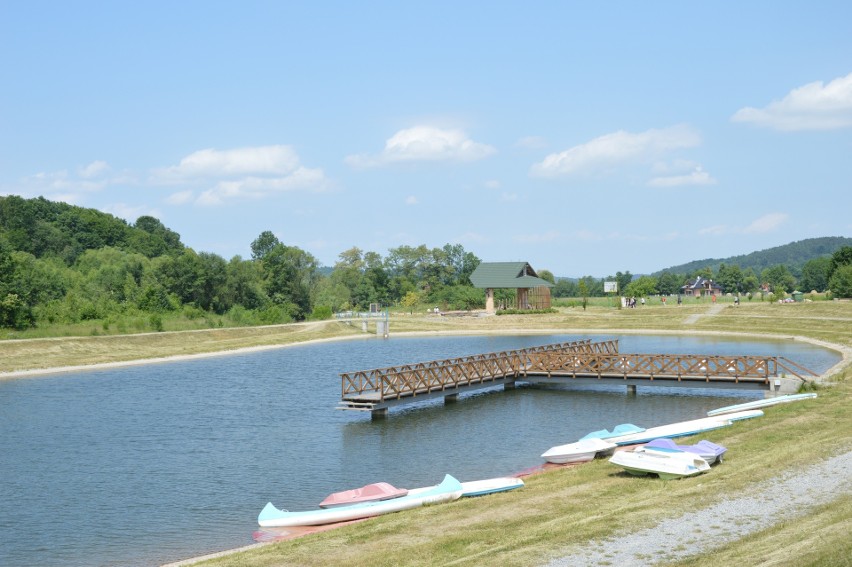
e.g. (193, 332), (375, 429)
(337, 339), (819, 417)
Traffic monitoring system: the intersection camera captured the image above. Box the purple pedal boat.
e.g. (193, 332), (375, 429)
(639, 438), (727, 464)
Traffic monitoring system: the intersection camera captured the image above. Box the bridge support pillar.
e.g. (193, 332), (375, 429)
(376, 320), (389, 338)
(765, 376), (800, 397)
(627, 384), (637, 396)
(371, 408), (388, 419)
(504, 381), (516, 391)
(444, 393), (459, 404)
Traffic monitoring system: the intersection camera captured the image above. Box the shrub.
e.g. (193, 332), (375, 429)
(310, 305), (333, 320)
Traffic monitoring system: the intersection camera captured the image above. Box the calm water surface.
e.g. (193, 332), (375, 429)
(0, 334), (840, 566)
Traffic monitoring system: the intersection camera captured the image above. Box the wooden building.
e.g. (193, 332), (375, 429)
(469, 262), (554, 313)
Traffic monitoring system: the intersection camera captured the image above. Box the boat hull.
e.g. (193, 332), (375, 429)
(460, 477), (524, 497)
(541, 438), (617, 464)
(609, 450), (710, 479)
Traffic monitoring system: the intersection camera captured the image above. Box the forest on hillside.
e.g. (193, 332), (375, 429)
(1, 196), (851, 332)
(655, 236), (852, 276)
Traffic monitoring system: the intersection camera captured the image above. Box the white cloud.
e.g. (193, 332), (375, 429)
(698, 212), (789, 236)
(530, 124), (701, 177)
(484, 179), (501, 189)
(194, 167), (326, 206)
(158, 145), (301, 179)
(17, 163), (134, 200)
(79, 160), (109, 178)
(515, 230), (560, 243)
(166, 190), (194, 205)
(499, 192), (518, 202)
(698, 224), (730, 236)
(744, 212), (789, 233)
(648, 166), (717, 187)
(345, 126), (496, 167)
(732, 72), (852, 131)
(153, 145), (327, 205)
(405, 195), (418, 205)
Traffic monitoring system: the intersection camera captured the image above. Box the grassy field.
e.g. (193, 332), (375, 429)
(3, 302), (851, 566)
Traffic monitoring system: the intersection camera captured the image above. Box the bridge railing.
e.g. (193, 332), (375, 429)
(341, 339), (617, 401)
(524, 353), (816, 382)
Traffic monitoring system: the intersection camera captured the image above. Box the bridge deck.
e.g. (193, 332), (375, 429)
(337, 340), (818, 413)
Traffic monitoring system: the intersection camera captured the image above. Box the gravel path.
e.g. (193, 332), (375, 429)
(546, 449), (852, 566)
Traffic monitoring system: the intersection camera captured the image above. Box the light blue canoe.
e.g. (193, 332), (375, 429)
(707, 393), (817, 417)
(258, 474), (463, 527)
(580, 423), (645, 441)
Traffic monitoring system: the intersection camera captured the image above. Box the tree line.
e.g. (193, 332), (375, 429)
(0, 196), (485, 329)
(551, 250), (852, 300)
(1, 195), (851, 331)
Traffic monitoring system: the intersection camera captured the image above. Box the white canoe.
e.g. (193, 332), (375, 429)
(610, 450), (710, 480)
(707, 393), (817, 416)
(541, 437), (617, 464)
(460, 476), (524, 497)
(607, 416), (730, 446)
(608, 410), (764, 446)
(258, 474), (462, 527)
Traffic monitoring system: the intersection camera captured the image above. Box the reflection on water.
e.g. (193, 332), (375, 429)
(0, 334), (840, 567)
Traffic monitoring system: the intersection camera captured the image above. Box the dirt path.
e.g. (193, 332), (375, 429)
(684, 302), (726, 324)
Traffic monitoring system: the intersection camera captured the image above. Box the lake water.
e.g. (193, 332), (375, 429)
(0, 334), (840, 566)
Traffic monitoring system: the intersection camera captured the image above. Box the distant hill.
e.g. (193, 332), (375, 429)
(0, 195), (185, 263)
(653, 237), (852, 276)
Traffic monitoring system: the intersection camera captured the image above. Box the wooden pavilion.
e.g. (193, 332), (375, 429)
(469, 262), (554, 313)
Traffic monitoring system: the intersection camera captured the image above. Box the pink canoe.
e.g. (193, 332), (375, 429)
(319, 482), (408, 508)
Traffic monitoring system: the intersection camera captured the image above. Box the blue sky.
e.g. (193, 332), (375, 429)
(2, 2), (851, 277)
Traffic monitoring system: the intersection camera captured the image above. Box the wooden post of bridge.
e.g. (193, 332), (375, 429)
(444, 393), (458, 404)
(627, 384), (637, 396)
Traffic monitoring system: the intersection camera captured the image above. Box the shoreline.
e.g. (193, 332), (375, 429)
(2, 326), (849, 382)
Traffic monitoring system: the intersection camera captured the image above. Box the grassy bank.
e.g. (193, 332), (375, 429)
(190, 369), (850, 567)
(3, 302), (851, 566)
(2, 301), (850, 375)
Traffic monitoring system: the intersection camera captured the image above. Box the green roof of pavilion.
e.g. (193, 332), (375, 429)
(469, 262), (554, 289)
